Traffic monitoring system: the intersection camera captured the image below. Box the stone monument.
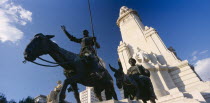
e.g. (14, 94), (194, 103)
(116, 6), (210, 103)
(47, 80), (63, 103)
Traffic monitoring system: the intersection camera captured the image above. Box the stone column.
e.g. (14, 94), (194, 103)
(118, 41), (132, 74)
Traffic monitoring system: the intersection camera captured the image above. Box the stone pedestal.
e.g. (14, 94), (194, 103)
(95, 99), (141, 103)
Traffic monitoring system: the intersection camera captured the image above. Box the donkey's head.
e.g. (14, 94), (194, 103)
(109, 60), (124, 89)
(24, 33), (55, 61)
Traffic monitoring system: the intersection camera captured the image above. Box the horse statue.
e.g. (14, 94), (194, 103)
(109, 59), (156, 103)
(23, 34), (118, 103)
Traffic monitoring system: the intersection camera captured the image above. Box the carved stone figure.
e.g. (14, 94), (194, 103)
(168, 46), (182, 60)
(119, 6), (130, 16)
(109, 58), (156, 103)
(135, 47), (150, 63)
(47, 81), (63, 103)
(24, 34), (118, 103)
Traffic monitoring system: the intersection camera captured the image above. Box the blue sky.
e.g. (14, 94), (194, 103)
(0, 0), (210, 102)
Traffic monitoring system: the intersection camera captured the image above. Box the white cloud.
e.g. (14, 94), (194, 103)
(0, 0), (8, 4)
(200, 50), (208, 55)
(190, 50), (209, 62)
(192, 51), (198, 56)
(192, 56), (197, 61)
(0, 0), (32, 43)
(195, 57), (210, 81)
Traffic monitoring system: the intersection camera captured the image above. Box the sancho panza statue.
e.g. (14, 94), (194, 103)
(127, 58), (157, 103)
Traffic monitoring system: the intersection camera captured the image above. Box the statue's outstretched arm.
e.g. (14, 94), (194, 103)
(61, 25), (82, 43)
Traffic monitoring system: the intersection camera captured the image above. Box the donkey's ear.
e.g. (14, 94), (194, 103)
(118, 61), (123, 71)
(109, 64), (117, 72)
(46, 35), (55, 39)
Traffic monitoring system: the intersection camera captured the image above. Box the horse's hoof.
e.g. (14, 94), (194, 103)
(59, 100), (65, 103)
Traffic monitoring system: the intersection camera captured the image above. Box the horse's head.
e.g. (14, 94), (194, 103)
(24, 33), (55, 61)
(109, 61), (124, 89)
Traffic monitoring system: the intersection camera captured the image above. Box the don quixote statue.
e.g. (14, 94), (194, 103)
(23, 30), (118, 103)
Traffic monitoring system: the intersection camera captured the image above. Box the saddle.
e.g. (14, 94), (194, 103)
(86, 71), (105, 85)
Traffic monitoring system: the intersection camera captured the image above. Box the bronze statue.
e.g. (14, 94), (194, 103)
(127, 58), (156, 102)
(61, 26), (100, 65)
(109, 58), (156, 103)
(109, 59), (136, 100)
(24, 34), (118, 103)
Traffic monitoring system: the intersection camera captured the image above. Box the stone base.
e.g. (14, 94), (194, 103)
(94, 99), (141, 103)
(95, 86), (210, 103)
(95, 95), (203, 103)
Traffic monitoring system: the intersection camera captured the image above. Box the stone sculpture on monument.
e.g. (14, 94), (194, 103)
(47, 80), (63, 103)
(134, 47), (150, 63)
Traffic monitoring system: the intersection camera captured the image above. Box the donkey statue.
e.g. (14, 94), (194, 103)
(109, 59), (156, 103)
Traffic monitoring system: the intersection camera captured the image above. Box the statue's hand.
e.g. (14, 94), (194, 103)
(93, 37), (96, 41)
(61, 25), (66, 31)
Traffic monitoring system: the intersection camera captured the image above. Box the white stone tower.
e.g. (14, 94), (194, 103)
(117, 6), (210, 103)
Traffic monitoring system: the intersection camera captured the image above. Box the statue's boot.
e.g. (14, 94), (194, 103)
(149, 87), (157, 100)
(148, 78), (157, 100)
(135, 86), (141, 100)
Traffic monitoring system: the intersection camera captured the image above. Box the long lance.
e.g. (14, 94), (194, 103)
(88, 0), (95, 38)
(87, 0), (98, 55)
(87, 0), (105, 67)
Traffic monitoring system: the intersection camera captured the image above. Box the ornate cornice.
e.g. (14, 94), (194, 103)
(116, 6), (139, 27)
(117, 41), (129, 52)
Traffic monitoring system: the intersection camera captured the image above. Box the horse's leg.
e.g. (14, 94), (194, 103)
(130, 95), (134, 100)
(142, 99), (147, 103)
(59, 79), (69, 103)
(93, 87), (103, 101)
(150, 99), (156, 103)
(124, 87), (129, 99)
(71, 83), (81, 103)
(105, 88), (112, 100)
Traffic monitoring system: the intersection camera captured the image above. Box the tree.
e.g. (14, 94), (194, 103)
(19, 96), (34, 103)
(0, 93), (7, 103)
(8, 99), (16, 103)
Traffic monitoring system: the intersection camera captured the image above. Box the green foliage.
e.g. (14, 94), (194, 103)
(19, 96), (34, 103)
(8, 100), (16, 103)
(0, 93), (7, 103)
(0, 93), (35, 103)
